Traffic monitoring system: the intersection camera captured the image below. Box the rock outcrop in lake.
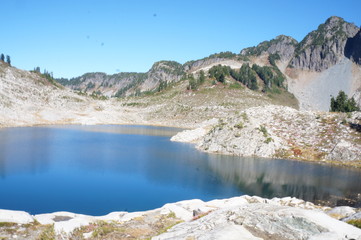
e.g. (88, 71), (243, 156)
(1, 196), (360, 239)
(172, 105), (361, 166)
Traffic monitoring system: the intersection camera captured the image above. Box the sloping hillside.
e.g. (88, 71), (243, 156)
(0, 58), (300, 129)
(0, 62), (132, 127)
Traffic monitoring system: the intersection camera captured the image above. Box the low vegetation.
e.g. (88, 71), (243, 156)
(347, 219), (361, 229)
(31, 67), (61, 87)
(70, 212), (182, 240)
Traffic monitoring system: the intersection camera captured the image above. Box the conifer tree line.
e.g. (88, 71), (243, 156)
(32, 66), (54, 80)
(0, 53), (11, 66)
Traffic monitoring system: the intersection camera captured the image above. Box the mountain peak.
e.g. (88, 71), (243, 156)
(325, 16), (344, 24)
(289, 16), (359, 71)
(240, 35), (298, 61)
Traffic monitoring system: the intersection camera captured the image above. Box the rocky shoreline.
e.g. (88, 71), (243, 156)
(172, 105), (361, 168)
(0, 196), (360, 239)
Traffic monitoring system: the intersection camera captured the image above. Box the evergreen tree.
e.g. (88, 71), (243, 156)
(0, 54), (4, 62)
(199, 70), (205, 85)
(6, 55), (11, 66)
(330, 91), (359, 112)
(208, 65), (230, 83)
(157, 80), (168, 92)
(187, 74), (198, 90)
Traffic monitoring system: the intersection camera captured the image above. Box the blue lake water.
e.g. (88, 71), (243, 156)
(0, 125), (360, 215)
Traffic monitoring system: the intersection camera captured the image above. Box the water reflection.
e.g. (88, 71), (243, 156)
(51, 124), (182, 137)
(0, 127), (55, 177)
(0, 125), (360, 215)
(206, 155), (361, 205)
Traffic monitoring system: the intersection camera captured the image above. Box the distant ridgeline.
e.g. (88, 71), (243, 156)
(55, 16), (361, 105)
(55, 49), (289, 98)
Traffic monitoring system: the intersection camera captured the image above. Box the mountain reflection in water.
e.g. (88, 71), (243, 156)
(207, 155), (361, 206)
(0, 125), (360, 215)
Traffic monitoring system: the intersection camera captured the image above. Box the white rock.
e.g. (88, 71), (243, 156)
(327, 206), (356, 219)
(0, 209), (34, 224)
(95, 211), (127, 221)
(171, 118), (218, 143)
(161, 203), (193, 221)
(54, 218), (92, 235)
(119, 211), (145, 222)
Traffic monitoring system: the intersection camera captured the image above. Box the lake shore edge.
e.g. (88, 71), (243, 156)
(1, 106), (361, 169)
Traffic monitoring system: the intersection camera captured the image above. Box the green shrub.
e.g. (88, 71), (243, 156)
(330, 91), (359, 112)
(259, 125), (268, 137)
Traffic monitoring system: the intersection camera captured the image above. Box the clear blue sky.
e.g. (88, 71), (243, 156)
(1, 0), (360, 78)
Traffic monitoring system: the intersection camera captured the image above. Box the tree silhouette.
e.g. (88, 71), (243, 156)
(6, 55), (11, 66)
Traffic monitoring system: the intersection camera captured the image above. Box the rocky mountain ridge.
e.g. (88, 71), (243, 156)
(240, 34), (298, 62)
(57, 61), (184, 97)
(56, 16), (361, 112)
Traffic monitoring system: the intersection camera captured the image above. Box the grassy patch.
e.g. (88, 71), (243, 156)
(264, 137), (273, 144)
(38, 224), (55, 240)
(92, 221), (121, 238)
(241, 112), (248, 122)
(167, 212), (176, 218)
(0, 222), (16, 228)
(347, 219), (361, 229)
(122, 102), (142, 107)
(229, 82), (244, 89)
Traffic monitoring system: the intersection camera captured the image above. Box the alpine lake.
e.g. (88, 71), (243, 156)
(0, 125), (360, 215)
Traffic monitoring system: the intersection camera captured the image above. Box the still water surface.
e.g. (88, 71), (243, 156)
(0, 125), (360, 215)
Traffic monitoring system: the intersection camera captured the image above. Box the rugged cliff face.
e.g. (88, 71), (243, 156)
(345, 29), (361, 65)
(138, 61), (184, 92)
(240, 35), (298, 62)
(289, 16), (359, 71)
